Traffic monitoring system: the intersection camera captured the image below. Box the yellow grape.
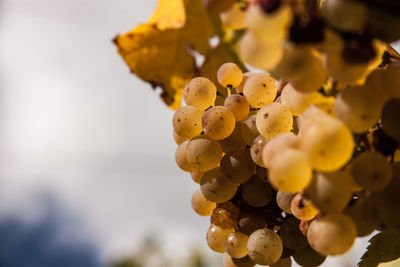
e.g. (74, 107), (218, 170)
(351, 151), (392, 191)
(307, 214), (357, 255)
(262, 132), (299, 167)
(183, 77), (217, 110)
(220, 149), (256, 184)
(291, 193), (319, 221)
(224, 94), (250, 121)
(219, 123), (247, 153)
(173, 130), (189, 145)
(200, 168), (238, 203)
(225, 231), (249, 259)
(217, 62), (243, 88)
(247, 228), (283, 266)
(256, 102), (293, 139)
(241, 115), (259, 145)
(191, 189), (216, 216)
(335, 85), (383, 133)
(175, 140), (195, 172)
(206, 224), (235, 253)
(299, 114), (354, 172)
(236, 72), (255, 94)
(220, 2), (246, 30)
(190, 170), (204, 184)
(268, 148), (312, 193)
(250, 135), (268, 167)
(305, 171), (353, 213)
(186, 136), (223, 171)
(172, 105), (204, 138)
(243, 73), (277, 108)
(202, 106), (236, 140)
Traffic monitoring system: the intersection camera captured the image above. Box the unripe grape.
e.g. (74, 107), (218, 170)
(247, 228), (283, 266)
(172, 105), (204, 138)
(291, 194), (319, 221)
(183, 77), (217, 110)
(225, 231), (249, 259)
(268, 148), (312, 193)
(220, 149), (256, 184)
(241, 176), (273, 207)
(217, 62), (243, 88)
(186, 136), (223, 171)
(307, 214), (357, 255)
(256, 102), (293, 139)
(191, 189), (216, 216)
(243, 73), (277, 108)
(225, 94), (250, 121)
(200, 168), (238, 203)
(175, 140), (195, 172)
(202, 106), (236, 140)
(206, 224), (235, 253)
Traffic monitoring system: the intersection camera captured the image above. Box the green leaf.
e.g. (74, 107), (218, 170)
(359, 230), (400, 267)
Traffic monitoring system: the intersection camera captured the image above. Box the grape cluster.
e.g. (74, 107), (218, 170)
(173, 58), (400, 266)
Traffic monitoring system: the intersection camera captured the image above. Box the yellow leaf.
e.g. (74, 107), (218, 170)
(114, 0), (216, 109)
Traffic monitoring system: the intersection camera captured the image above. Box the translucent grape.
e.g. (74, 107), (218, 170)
(305, 171), (353, 214)
(241, 115), (259, 145)
(200, 168), (238, 203)
(224, 94), (250, 121)
(241, 176), (273, 207)
(262, 132), (299, 167)
(206, 224), (235, 253)
(382, 98), (400, 143)
(172, 105), (204, 138)
(307, 214), (357, 255)
(223, 253), (255, 267)
(243, 73), (277, 108)
(202, 106), (236, 140)
(236, 72), (255, 94)
(268, 148), (312, 193)
(291, 194), (319, 221)
(279, 217), (308, 250)
(250, 135), (268, 167)
(299, 115), (354, 172)
(292, 246), (326, 267)
(220, 2), (246, 30)
(276, 191), (296, 214)
(175, 140), (195, 172)
(217, 62), (243, 88)
(211, 202), (240, 229)
(183, 77), (217, 110)
(220, 149), (256, 184)
(186, 136), (223, 171)
(351, 151), (392, 191)
(280, 83), (324, 116)
(191, 189), (216, 216)
(247, 228), (283, 266)
(225, 231), (249, 259)
(335, 85), (383, 133)
(173, 130), (189, 145)
(190, 170), (204, 184)
(238, 210), (266, 236)
(256, 102), (293, 139)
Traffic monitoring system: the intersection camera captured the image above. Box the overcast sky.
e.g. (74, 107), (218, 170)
(0, 0), (373, 266)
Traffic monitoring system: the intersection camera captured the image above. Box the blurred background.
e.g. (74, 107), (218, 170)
(0, 0), (378, 266)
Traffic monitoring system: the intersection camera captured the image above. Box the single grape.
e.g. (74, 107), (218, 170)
(211, 202), (240, 229)
(262, 132), (299, 167)
(236, 72), (255, 94)
(183, 77), (217, 110)
(307, 214), (357, 255)
(172, 105), (204, 138)
(256, 102), (293, 139)
(243, 73), (277, 108)
(241, 115), (259, 145)
(175, 140), (195, 172)
(247, 228), (283, 266)
(186, 136), (223, 171)
(250, 135), (268, 167)
(173, 130), (189, 145)
(217, 62), (243, 88)
(200, 168), (238, 203)
(225, 94), (250, 121)
(305, 171), (353, 214)
(191, 189), (216, 216)
(206, 224), (235, 253)
(225, 231), (249, 259)
(276, 191), (296, 214)
(279, 217), (308, 250)
(292, 245), (326, 267)
(270, 257), (292, 267)
(190, 170), (203, 184)
(220, 149), (256, 184)
(351, 151), (392, 191)
(241, 176), (273, 207)
(202, 106), (236, 140)
(291, 194), (319, 221)
(268, 148), (312, 193)
(382, 98), (400, 143)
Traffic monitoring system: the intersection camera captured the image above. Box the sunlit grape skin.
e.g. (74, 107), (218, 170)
(183, 77), (217, 110)
(191, 189), (216, 216)
(256, 102), (293, 139)
(291, 193), (319, 221)
(172, 105), (204, 138)
(175, 140), (195, 172)
(186, 136), (223, 171)
(217, 62), (243, 88)
(243, 73), (277, 108)
(247, 228), (283, 266)
(202, 106), (236, 140)
(224, 94), (250, 121)
(225, 231), (249, 259)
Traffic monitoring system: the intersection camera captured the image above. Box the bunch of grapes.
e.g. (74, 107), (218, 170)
(172, 58), (400, 266)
